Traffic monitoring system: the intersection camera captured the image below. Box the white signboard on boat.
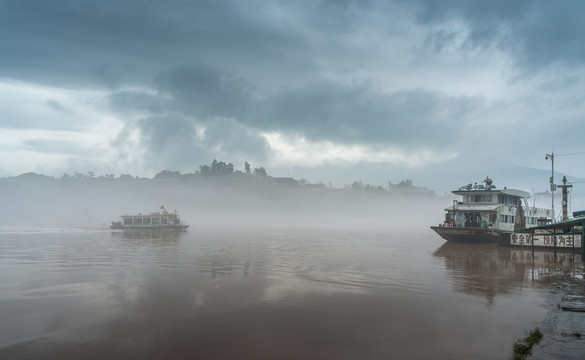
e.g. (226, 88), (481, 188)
(511, 233), (582, 248)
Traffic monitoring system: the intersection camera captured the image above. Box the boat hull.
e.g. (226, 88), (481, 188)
(431, 226), (510, 244)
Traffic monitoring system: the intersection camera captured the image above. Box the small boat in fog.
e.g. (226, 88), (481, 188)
(431, 177), (550, 244)
(110, 206), (189, 231)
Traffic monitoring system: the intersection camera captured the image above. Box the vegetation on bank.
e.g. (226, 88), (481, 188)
(1, 159), (436, 197)
(512, 327), (543, 360)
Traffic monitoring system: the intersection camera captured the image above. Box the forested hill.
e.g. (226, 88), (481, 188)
(2, 159), (436, 197)
(0, 161), (444, 227)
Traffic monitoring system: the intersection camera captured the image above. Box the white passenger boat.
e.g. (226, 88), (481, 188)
(110, 206), (189, 231)
(431, 177), (551, 244)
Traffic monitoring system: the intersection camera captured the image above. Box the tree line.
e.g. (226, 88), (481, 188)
(2, 160), (435, 197)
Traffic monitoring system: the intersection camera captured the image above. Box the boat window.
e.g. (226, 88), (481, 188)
(500, 195), (517, 205)
(161, 217), (168, 224)
(124, 218), (132, 225)
(500, 215), (517, 223)
(152, 218), (160, 225)
(143, 218), (152, 225)
(132, 218), (143, 225)
(468, 194), (494, 203)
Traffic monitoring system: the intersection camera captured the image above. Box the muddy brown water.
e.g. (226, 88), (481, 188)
(0, 226), (577, 359)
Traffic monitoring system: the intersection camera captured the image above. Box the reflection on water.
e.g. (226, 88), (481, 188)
(113, 229), (184, 241)
(0, 227), (567, 359)
(433, 243), (581, 305)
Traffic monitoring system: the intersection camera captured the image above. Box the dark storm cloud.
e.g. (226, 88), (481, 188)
(138, 115), (197, 154)
(250, 84), (484, 147)
(154, 64), (255, 120)
(110, 64), (484, 151)
(2, 0), (581, 95)
(0, 0), (301, 88)
(406, 0), (585, 72)
(203, 117), (270, 160)
(2, 0), (584, 178)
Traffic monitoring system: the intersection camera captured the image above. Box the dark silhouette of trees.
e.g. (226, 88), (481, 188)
(0, 160), (436, 199)
(154, 170), (181, 179)
(253, 167), (267, 177)
(199, 160), (235, 176)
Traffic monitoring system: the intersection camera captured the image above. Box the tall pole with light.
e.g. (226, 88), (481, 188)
(545, 152), (555, 223)
(558, 176), (572, 221)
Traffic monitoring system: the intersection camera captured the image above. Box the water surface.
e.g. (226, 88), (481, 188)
(0, 225), (569, 359)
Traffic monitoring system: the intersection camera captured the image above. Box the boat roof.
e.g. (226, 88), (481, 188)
(121, 213), (178, 218)
(445, 204), (503, 212)
(452, 177), (530, 198)
(522, 217), (585, 232)
(452, 188), (530, 198)
(500, 188), (530, 198)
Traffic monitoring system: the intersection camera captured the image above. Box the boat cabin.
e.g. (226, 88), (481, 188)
(443, 178), (551, 232)
(121, 212), (182, 227)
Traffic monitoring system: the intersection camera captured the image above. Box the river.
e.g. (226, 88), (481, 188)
(0, 225), (575, 359)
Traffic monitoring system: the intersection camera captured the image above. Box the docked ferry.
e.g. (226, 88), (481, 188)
(110, 206), (189, 231)
(431, 177), (550, 244)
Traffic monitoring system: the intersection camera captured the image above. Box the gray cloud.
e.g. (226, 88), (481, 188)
(45, 100), (69, 113)
(154, 64), (255, 120)
(112, 113), (270, 172)
(2, 0), (585, 181)
(3, 0), (582, 88)
(110, 64), (485, 152)
(106, 91), (168, 116)
(203, 117), (270, 161)
(0, 0), (302, 88)
(250, 84), (485, 149)
(138, 115), (197, 154)
(406, 0), (585, 72)
(110, 114), (200, 171)
(22, 139), (96, 156)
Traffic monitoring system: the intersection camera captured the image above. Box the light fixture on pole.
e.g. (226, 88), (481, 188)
(545, 152), (555, 223)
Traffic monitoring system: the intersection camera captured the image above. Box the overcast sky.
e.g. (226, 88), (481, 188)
(1, 0), (585, 191)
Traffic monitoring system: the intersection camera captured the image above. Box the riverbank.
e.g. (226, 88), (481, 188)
(529, 263), (585, 359)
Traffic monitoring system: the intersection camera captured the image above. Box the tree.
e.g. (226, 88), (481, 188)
(244, 161), (251, 175)
(154, 170), (181, 179)
(253, 167), (267, 177)
(397, 179), (413, 187)
(351, 180), (364, 191)
(200, 160), (235, 176)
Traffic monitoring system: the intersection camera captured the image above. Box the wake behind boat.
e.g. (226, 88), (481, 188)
(431, 177), (551, 244)
(110, 206), (189, 231)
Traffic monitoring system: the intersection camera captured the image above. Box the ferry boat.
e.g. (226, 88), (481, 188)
(431, 177), (550, 244)
(110, 206), (189, 231)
